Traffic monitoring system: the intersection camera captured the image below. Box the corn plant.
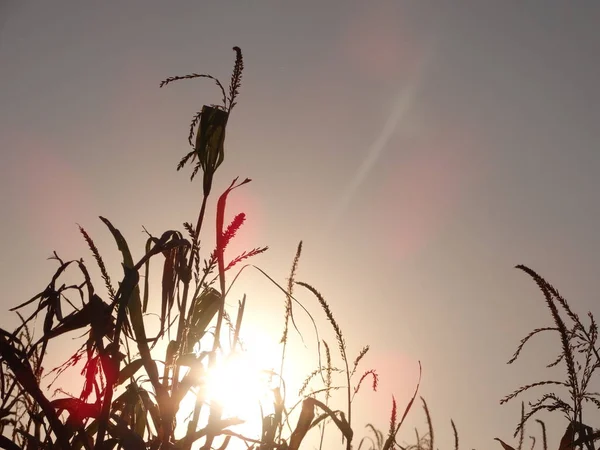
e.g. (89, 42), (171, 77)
(0, 47), (420, 450)
(501, 265), (600, 450)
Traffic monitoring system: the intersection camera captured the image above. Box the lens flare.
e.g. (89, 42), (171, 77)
(205, 351), (275, 420)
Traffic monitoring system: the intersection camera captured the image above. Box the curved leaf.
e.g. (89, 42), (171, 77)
(99, 216), (145, 340)
(117, 359), (144, 386)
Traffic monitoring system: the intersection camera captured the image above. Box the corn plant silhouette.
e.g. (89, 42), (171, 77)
(5, 45), (594, 450)
(500, 265), (600, 450)
(0, 47), (420, 450)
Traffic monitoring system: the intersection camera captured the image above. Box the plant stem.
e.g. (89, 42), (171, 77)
(172, 193), (209, 393)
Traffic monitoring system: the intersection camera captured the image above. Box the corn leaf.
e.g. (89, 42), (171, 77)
(100, 216), (145, 342)
(117, 359), (144, 386)
(288, 398), (315, 450)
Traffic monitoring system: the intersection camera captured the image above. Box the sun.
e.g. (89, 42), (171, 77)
(176, 322), (301, 445)
(205, 350), (275, 422)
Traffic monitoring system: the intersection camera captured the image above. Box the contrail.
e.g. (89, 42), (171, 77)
(324, 76), (421, 234)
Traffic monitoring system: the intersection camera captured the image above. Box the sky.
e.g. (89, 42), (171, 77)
(2, 1), (600, 449)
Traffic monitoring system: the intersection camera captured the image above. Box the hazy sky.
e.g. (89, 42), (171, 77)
(2, 2), (600, 449)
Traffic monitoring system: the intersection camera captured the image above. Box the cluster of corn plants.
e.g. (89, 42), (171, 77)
(0, 47), (423, 450)
(375, 265), (600, 450)
(2, 46), (599, 450)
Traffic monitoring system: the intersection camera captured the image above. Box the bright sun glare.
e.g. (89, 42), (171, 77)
(176, 322), (306, 446)
(205, 351), (275, 420)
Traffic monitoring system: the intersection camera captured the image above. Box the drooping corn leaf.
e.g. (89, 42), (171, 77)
(50, 397), (101, 426)
(288, 398), (315, 450)
(160, 247), (178, 338)
(72, 420), (99, 450)
(117, 359), (144, 386)
(108, 415), (146, 450)
(142, 237), (152, 313)
(100, 217), (145, 342)
(0, 435), (22, 450)
(558, 423), (576, 450)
